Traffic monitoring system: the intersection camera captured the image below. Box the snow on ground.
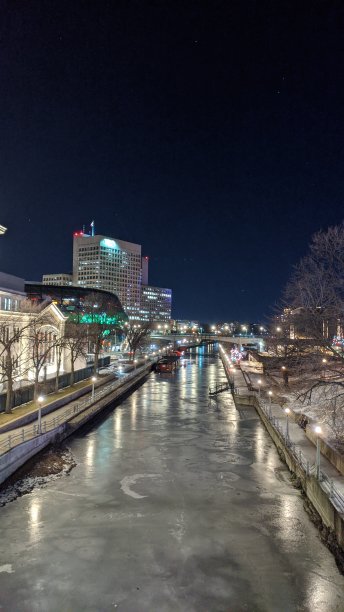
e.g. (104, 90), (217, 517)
(0, 447), (76, 507)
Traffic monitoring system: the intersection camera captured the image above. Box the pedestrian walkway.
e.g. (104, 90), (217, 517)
(0, 362), (147, 457)
(0, 376), (96, 431)
(240, 361), (344, 511)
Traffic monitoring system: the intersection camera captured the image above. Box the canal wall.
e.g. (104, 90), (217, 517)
(218, 350), (344, 556)
(0, 364), (152, 486)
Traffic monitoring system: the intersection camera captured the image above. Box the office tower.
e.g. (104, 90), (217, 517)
(42, 273), (73, 286)
(140, 285), (172, 322)
(73, 232), (142, 320)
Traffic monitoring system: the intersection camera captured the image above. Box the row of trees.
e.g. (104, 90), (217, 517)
(0, 293), (152, 414)
(269, 223), (344, 443)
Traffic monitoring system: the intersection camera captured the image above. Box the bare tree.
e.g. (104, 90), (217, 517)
(26, 314), (61, 400)
(0, 319), (29, 413)
(283, 223), (344, 354)
(64, 323), (87, 385)
(54, 336), (66, 393)
(122, 322), (152, 360)
(275, 222), (344, 441)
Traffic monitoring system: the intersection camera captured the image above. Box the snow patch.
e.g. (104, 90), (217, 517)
(0, 564), (14, 573)
(120, 474), (159, 499)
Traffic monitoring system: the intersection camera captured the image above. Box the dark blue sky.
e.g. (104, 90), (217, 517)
(1, 1), (344, 322)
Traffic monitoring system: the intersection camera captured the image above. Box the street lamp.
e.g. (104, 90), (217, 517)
(257, 379), (262, 398)
(134, 359), (138, 369)
(285, 407), (290, 441)
(315, 425), (322, 479)
(91, 376), (97, 401)
(268, 390), (273, 417)
(322, 358), (327, 379)
(37, 395), (44, 434)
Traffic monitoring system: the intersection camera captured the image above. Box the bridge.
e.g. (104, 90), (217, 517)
(150, 333), (264, 351)
(217, 335), (265, 351)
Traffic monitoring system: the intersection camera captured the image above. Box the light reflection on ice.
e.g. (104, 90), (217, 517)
(29, 499), (41, 542)
(85, 438), (95, 474)
(131, 394), (137, 427)
(254, 427), (265, 463)
(113, 410), (122, 448)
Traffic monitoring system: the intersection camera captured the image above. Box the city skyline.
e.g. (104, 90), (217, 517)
(1, 3), (344, 321)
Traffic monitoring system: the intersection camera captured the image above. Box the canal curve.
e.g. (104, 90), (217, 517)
(0, 346), (343, 611)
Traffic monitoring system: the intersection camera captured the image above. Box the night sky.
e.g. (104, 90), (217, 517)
(1, 1), (344, 322)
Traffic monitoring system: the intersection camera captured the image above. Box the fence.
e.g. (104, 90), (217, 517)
(0, 363), (149, 456)
(0, 356), (111, 413)
(259, 398), (344, 514)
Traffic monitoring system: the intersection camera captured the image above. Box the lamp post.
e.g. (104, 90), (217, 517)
(134, 359), (138, 369)
(257, 379), (262, 398)
(37, 395), (44, 434)
(268, 390), (273, 418)
(285, 407), (290, 441)
(322, 358), (327, 379)
(315, 425), (322, 479)
(91, 376), (97, 401)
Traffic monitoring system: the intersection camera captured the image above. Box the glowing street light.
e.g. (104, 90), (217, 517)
(322, 358), (327, 379)
(315, 425), (322, 479)
(285, 407), (290, 440)
(257, 378), (262, 398)
(91, 376), (97, 401)
(37, 395), (44, 434)
(268, 390), (273, 417)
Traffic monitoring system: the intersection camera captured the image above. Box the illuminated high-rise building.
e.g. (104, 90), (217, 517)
(0, 225), (7, 235)
(72, 231), (142, 320)
(140, 285), (172, 322)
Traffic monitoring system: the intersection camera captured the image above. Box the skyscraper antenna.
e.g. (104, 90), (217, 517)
(90, 220), (95, 236)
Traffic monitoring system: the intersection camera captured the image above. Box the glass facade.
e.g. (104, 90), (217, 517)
(73, 235), (142, 320)
(140, 285), (172, 322)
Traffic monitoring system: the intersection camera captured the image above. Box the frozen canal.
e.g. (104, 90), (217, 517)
(1, 347), (344, 611)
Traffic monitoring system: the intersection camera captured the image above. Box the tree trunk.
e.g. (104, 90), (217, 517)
(55, 345), (63, 392)
(34, 370), (40, 401)
(94, 348), (99, 374)
(70, 359), (75, 386)
(5, 377), (13, 414)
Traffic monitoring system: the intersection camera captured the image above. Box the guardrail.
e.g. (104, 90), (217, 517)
(259, 398), (344, 514)
(0, 364), (150, 456)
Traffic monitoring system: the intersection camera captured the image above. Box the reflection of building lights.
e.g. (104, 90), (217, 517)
(29, 500), (41, 542)
(86, 438), (95, 469)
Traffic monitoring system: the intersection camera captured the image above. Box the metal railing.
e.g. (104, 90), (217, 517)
(0, 363), (150, 457)
(259, 398), (344, 514)
(209, 382), (232, 396)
